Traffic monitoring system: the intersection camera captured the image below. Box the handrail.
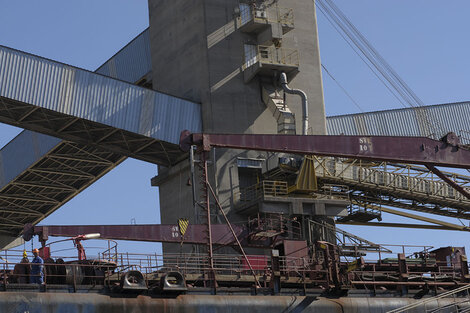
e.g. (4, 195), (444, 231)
(238, 180), (288, 202)
(238, 5), (294, 26)
(0, 248), (468, 294)
(313, 156), (470, 215)
(386, 284), (470, 313)
(257, 45), (299, 66)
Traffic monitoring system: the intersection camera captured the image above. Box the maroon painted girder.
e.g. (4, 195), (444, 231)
(27, 224), (245, 245)
(180, 131), (470, 169)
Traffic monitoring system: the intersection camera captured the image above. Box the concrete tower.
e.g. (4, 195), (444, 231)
(149, 0), (341, 253)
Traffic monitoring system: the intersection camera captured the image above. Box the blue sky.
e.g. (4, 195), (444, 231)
(319, 1), (470, 115)
(0, 1), (469, 257)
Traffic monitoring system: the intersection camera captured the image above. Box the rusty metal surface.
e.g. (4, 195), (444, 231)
(432, 246), (466, 267)
(28, 224), (245, 245)
(0, 293), (467, 313)
(182, 132), (470, 169)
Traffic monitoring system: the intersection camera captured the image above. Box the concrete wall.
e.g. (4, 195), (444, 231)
(279, 0), (326, 135)
(148, 1), (209, 103)
(149, 0), (327, 253)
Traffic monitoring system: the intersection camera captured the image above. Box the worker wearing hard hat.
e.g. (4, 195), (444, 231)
(12, 250), (30, 284)
(30, 248), (44, 284)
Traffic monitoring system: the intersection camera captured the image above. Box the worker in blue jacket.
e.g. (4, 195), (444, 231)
(30, 248), (44, 284)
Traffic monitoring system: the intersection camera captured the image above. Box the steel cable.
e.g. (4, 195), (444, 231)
(315, 0), (443, 137)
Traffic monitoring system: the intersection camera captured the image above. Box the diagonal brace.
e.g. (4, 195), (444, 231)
(426, 165), (470, 200)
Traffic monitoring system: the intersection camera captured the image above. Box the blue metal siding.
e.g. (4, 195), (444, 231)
(0, 33), (155, 240)
(0, 132), (60, 189)
(0, 45), (201, 145)
(327, 102), (470, 145)
(0, 31), (189, 197)
(95, 29), (151, 84)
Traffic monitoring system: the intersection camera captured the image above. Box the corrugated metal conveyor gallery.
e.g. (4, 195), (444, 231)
(0, 41), (201, 165)
(0, 29), (200, 243)
(325, 102), (470, 219)
(326, 101), (470, 143)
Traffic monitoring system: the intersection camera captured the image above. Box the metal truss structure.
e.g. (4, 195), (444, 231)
(0, 141), (124, 236)
(0, 45), (201, 168)
(0, 98), (186, 167)
(313, 156), (470, 219)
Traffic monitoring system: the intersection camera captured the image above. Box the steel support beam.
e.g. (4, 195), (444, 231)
(47, 154), (113, 165)
(379, 206), (469, 231)
(10, 181), (77, 192)
(0, 194), (59, 204)
(351, 200), (470, 231)
(337, 221), (466, 231)
(426, 165), (470, 200)
(181, 131), (470, 169)
(28, 168), (95, 179)
(350, 194), (470, 219)
(24, 224), (246, 245)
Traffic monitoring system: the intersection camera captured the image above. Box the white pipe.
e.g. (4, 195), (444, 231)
(280, 72), (308, 135)
(83, 233), (101, 240)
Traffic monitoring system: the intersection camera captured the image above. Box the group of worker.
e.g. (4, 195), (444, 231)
(13, 248), (44, 284)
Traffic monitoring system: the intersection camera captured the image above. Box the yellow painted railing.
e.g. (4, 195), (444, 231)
(239, 180), (288, 202)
